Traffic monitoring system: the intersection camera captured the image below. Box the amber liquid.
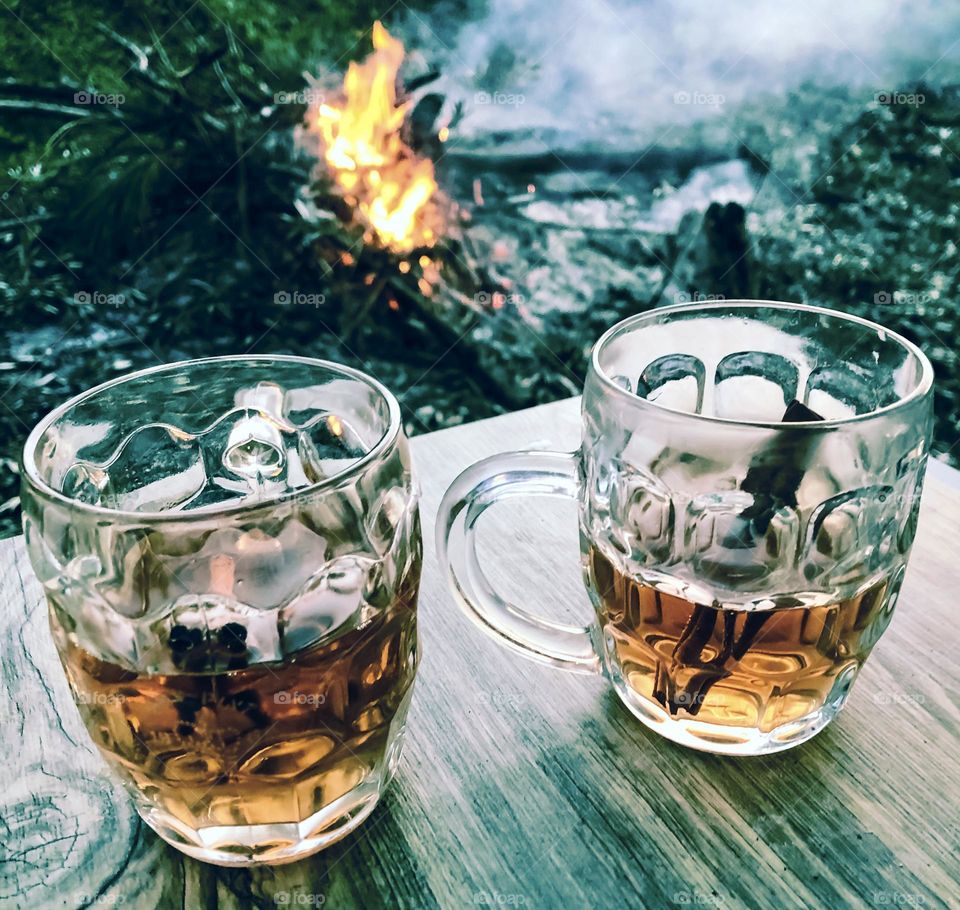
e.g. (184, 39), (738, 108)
(55, 594), (418, 834)
(590, 548), (891, 733)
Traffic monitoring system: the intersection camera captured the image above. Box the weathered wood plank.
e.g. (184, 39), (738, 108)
(1, 398), (958, 909)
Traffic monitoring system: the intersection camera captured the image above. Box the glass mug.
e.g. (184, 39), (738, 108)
(438, 302), (934, 755)
(21, 356), (421, 865)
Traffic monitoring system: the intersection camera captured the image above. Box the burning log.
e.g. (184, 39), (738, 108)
(303, 21), (442, 253)
(295, 21), (523, 410)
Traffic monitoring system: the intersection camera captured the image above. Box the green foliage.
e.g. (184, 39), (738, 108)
(0, 0), (409, 91)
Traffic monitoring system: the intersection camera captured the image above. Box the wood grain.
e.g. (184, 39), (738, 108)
(1, 397), (958, 909)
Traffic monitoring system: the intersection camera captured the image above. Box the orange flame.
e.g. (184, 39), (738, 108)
(312, 22), (439, 253)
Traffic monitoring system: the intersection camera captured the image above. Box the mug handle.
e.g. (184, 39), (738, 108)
(436, 449), (601, 675)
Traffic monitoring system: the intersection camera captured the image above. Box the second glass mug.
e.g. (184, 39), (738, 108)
(438, 301), (934, 755)
(21, 356), (421, 865)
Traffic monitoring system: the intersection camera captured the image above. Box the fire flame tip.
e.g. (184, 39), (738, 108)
(371, 20), (393, 51)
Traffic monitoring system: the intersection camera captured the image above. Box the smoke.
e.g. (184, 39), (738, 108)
(407, 0), (960, 143)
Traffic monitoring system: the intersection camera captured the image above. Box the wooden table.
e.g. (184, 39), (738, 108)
(3, 398), (959, 910)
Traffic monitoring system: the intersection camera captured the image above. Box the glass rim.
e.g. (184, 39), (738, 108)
(21, 354), (402, 523)
(590, 299), (935, 430)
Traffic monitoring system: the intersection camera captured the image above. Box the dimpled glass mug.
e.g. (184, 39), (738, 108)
(21, 356), (421, 865)
(438, 302), (934, 755)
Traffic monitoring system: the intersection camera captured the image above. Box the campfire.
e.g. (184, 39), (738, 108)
(292, 20), (526, 413)
(307, 22), (442, 253)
